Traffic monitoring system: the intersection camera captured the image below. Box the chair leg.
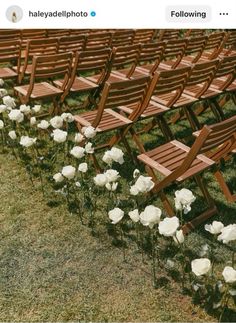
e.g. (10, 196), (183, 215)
(120, 134), (139, 166)
(169, 108), (185, 124)
(214, 169), (236, 202)
(90, 153), (102, 174)
(182, 174), (218, 234)
(183, 106), (201, 131)
(211, 99), (225, 121)
(138, 118), (158, 134)
(145, 165), (175, 217)
(157, 115), (174, 141)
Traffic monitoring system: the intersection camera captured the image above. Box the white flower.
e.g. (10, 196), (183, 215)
(53, 172), (64, 183)
(78, 162), (88, 173)
(0, 89), (8, 98)
(173, 229), (185, 244)
(19, 104), (31, 115)
(102, 147), (124, 165)
(50, 116), (64, 129)
(8, 130), (17, 140)
(133, 169), (140, 179)
(222, 266), (236, 284)
(159, 216), (179, 237)
(108, 207), (124, 224)
(0, 105), (7, 113)
(85, 142), (94, 154)
(128, 209), (140, 223)
(130, 185), (139, 196)
(218, 224), (236, 244)
(3, 96), (15, 108)
(130, 175), (154, 195)
(174, 188), (196, 214)
(61, 113), (74, 123)
(104, 169), (120, 183)
(32, 105), (41, 113)
(82, 126), (97, 139)
(0, 79), (4, 86)
(30, 117), (37, 126)
(191, 258), (211, 276)
(20, 136), (37, 148)
(93, 173), (108, 187)
(105, 182), (118, 191)
(139, 205), (162, 228)
(70, 146), (85, 159)
(205, 221), (224, 235)
(8, 109), (24, 123)
(61, 165), (76, 180)
(0, 120), (4, 129)
(37, 120), (49, 130)
(199, 244), (209, 257)
(52, 129), (67, 143)
(74, 133), (84, 143)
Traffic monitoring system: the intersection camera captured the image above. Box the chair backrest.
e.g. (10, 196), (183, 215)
(46, 29), (70, 38)
(28, 52), (73, 97)
(184, 29), (205, 38)
(143, 67), (191, 109)
(0, 29), (21, 41)
(62, 48), (114, 100)
(111, 30), (135, 47)
(92, 76), (151, 127)
(161, 38), (188, 68)
(18, 38), (59, 83)
(85, 31), (112, 50)
(213, 54), (236, 90)
(111, 44), (141, 77)
(21, 29), (47, 49)
(0, 40), (21, 72)
(184, 36), (208, 63)
(138, 42), (166, 73)
(185, 59), (219, 97)
(59, 35), (86, 53)
(133, 29), (155, 44)
(69, 29), (90, 36)
(201, 32), (226, 59)
(158, 29), (180, 41)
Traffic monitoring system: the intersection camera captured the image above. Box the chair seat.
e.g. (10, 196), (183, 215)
(14, 82), (63, 99)
(54, 76), (98, 92)
(138, 140), (215, 182)
(0, 67), (17, 79)
(74, 109), (132, 132)
(117, 100), (169, 117)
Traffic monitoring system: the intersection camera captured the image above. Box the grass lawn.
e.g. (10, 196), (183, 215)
(0, 93), (236, 322)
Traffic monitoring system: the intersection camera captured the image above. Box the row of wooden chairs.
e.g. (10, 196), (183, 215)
(1, 31), (235, 88)
(72, 74), (236, 232)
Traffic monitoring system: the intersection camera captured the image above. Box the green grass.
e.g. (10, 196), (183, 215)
(1, 85), (236, 321)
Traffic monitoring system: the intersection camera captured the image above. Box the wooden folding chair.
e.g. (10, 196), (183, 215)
(58, 34), (86, 53)
(0, 40), (21, 81)
(158, 38), (188, 70)
(14, 52), (73, 114)
(137, 115), (236, 233)
(181, 35), (208, 65)
(133, 29), (155, 44)
(111, 30), (135, 47)
(55, 48), (114, 108)
(90, 44), (141, 83)
(85, 31), (112, 50)
(198, 32), (226, 61)
(0, 29), (21, 41)
(74, 76), (152, 170)
(17, 38), (59, 83)
(131, 42), (166, 77)
(117, 67), (192, 142)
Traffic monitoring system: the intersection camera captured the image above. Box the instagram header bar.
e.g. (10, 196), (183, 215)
(0, 0), (235, 28)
